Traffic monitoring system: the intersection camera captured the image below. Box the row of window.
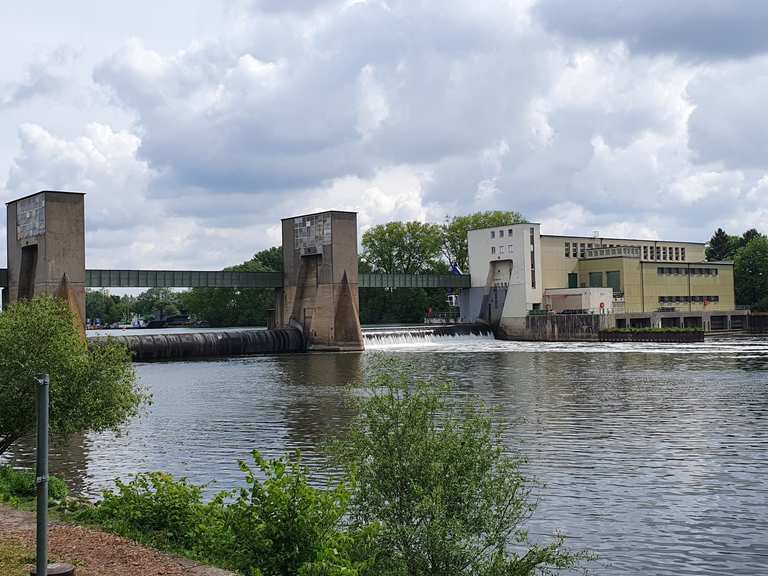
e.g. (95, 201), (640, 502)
(564, 241), (687, 261)
(657, 267), (719, 276)
(491, 245), (514, 255)
(658, 295), (720, 304)
(490, 229), (516, 239)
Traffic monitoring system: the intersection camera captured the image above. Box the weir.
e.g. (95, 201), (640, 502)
(363, 324), (493, 347)
(92, 328), (305, 362)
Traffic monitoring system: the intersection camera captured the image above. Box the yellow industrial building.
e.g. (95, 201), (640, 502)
(540, 235), (735, 314)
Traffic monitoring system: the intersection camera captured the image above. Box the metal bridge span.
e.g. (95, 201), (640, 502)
(0, 268), (470, 290)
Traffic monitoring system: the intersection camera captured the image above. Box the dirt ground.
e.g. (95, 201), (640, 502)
(0, 505), (234, 576)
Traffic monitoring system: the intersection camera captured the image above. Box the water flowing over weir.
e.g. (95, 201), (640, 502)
(92, 328), (305, 361)
(363, 324), (494, 348)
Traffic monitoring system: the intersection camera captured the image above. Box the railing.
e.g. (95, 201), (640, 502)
(0, 268), (472, 290)
(583, 246), (641, 259)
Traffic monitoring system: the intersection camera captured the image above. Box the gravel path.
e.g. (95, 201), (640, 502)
(0, 505), (234, 576)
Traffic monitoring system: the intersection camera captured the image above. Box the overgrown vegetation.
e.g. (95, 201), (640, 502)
(0, 296), (146, 457)
(67, 360), (589, 576)
(0, 466), (68, 504)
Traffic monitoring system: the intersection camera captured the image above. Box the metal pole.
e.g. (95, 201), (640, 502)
(36, 374), (49, 576)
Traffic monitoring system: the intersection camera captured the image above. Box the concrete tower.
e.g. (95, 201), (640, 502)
(6, 191), (86, 327)
(280, 211), (364, 351)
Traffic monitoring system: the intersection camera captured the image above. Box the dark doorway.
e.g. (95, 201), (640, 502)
(18, 244), (38, 300)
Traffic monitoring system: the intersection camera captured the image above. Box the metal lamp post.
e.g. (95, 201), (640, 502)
(32, 375), (75, 576)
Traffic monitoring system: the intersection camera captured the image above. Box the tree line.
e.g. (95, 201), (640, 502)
(706, 227), (768, 309)
(86, 211), (526, 326)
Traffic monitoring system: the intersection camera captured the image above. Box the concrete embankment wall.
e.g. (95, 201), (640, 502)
(498, 314), (613, 341)
(92, 328), (305, 362)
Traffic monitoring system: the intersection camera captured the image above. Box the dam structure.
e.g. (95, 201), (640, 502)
(0, 189), (753, 356)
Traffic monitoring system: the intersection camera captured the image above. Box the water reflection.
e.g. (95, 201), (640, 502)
(3, 336), (768, 575)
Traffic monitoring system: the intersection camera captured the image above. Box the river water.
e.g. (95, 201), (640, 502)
(4, 331), (768, 575)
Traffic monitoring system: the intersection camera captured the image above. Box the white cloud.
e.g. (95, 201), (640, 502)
(1, 1), (768, 270)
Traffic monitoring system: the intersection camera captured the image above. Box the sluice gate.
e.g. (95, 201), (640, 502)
(93, 328), (305, 362)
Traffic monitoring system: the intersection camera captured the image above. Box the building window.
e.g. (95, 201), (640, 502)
(565, 242), (570, 257)
(606, 270), (621, 293)
(662, 247), (667, 260)
(491, 246), (496, 255)
(674, 247), (680, 261)
(643, 246), (648, 260)
(656, 247), (661, 260)
(508, 229), (514, 236)
(490, 231), (495, 239)
(568, 272), (578, 289)
(580, 243), (586, 258)
(499, 245), (505, 254)
(681, 247), (686, 261)
(508, 245), (514, 253)
(589, 271), (603, 288)
(499, 230), (504, 238)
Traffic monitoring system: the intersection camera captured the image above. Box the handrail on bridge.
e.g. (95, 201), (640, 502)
(0, 268), (471, 289)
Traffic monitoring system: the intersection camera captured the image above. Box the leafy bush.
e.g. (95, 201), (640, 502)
(75, 452), (367, 575)
(333, 359), (590, 576)
(75, 472), (207, 550)
(225, 451), (368, 576)
(0, 296), (146, 458)
(0, 466), (68, 502)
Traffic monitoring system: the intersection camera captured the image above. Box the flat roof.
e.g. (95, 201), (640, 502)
(542, 234), (705, 246)
(468, 222), (539, 232)
(281, 210), (357, 221)
(6, 190), (85, 205)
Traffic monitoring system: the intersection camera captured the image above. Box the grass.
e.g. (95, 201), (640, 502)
(0, 538), (35, 576)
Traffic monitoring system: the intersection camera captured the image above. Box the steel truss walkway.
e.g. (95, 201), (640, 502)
(0, 268), (470, 290)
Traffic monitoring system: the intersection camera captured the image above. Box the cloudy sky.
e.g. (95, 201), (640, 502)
(1, 0), (767, 269)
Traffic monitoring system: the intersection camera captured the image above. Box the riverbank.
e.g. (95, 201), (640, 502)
(0, 505), (233, 576)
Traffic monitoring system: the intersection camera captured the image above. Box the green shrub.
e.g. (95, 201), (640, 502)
(74, 453), (366, 575)
(0, 466), (68, 502)
(333, 358), (591, 576)
(225, 451), (365, 576)
(75, 472), (206, 551)
(0, 296), (146, 458)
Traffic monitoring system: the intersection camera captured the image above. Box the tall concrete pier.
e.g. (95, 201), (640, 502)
(6, 191), (86, 326)
(279, 211), (364, 351)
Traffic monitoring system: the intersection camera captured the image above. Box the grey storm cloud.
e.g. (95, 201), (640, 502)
(534, 0), (768, 59)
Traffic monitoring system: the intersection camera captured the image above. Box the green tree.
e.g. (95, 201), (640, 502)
(734, 236), (768, 306)
(705, 228), (739, 261)
(441, 211), (526, 272)
(0, 297), (145, 456)
(739, 228), (764, 248)
(134, 288), (181, 320)
(181, 247), (283, 327)
(86, 290), (135, 325)
(360, 223), (450, 323)
(361, 221), (443, 274)
(334, 360), (589, 576)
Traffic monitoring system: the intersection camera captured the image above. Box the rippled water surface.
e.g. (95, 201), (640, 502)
(6, 334), (768, 575)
